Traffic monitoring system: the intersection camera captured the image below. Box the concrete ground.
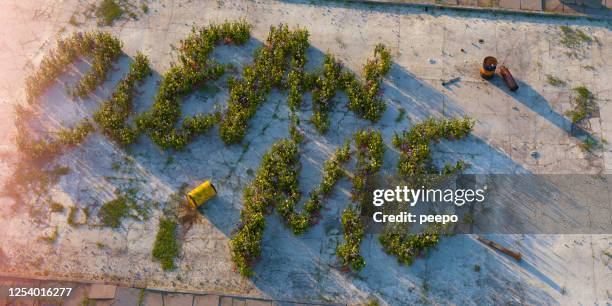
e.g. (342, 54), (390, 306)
(0, 0), (611, 305)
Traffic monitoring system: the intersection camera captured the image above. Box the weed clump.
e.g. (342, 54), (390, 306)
(380, 117), (474, 265)
(311, 54), (346, 133)
(96, 0), (124, 25)
(137, 21), (251, 150)
(94, 52), (151, 145)
(50, 202), (64, 213)
(345, 44), (391, 122)
(25, 31), (123, 103)
(39, 227), (59, 244)
(351, 129), (384, 203)
(546, 75), (566, 87)
(9, 102), (91, 214)
(379, 225), (442, 265)
(310, 44), (392, 133)
(392, 117), (473, 177)
(559, 25), (593, 49)
(68, 33), (123, 99)
(289, 140), (351, 235)
(336, 130), (384, 272)
(98, 196), (131, 228)
(152, 218), (180, 271)
(230, 139), (301, 276)
(15, 118), (94, 162)
(336, 205), (365, 271)
(565, 86), (596, 124)
(220, 24), (309, 144)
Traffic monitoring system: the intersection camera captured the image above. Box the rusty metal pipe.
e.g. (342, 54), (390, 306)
(499, 65), (519, 91)
(477, 236), (522, 261)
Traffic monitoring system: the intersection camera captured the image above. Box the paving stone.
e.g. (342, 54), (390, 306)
(579, 0), (603, 7)
(245, 299), (272, 306)
(521, 0), (543, 10)
(563, 3), (585, 12)
(88, 284), (117, 300)
(231, 298), (246, 306)
(499, 0), (522, 9)
(543, 0), (564, 11)
(458, 0), (480, 6)
(142, 292), (163, 306)
(194, 294), (219, 306)
(62, 284), (88, 306)
(478, 0), (499, 7)
(219, 297), (233, 306)
(584, 7), (606, 15)
(112, 287), (141, 306)
(6, 299), (35, 306)
(164, 293), (194, 306)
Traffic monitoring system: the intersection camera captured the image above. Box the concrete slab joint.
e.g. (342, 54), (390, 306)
(194, 294), (221, 306)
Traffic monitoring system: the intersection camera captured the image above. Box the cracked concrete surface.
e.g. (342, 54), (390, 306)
(0, 0), (611, 305)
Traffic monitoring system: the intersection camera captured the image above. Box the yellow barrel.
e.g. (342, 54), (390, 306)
(186, 180), (217, 208)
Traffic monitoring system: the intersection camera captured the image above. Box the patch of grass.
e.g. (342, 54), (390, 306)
(57, 119), (95, 146)
(67, 206), (79, 227)
(81, 297), (91, 306)
(546, 75), (566, 87)
(83, 206), (90, 220)
(152, 218), (180, 271)
(463, 212), (474, 225)
(69, 14), (80, 26)
(366, 298), (380, 306)
(422, 280), (429, 294)
(137, 288), (145, 306)
(96, 0), (124, 25)
(98, 196), (131, 228)
(580, 136), (599, 153)
(565, 86), (596, 124)
(395, 107), (406, 122)
(140, 3), (149, 14)
(96, 242), (107, 249)
(111, 162), (121, 171)
(39, 227), (58, 244)
(50, 202), (64, 213)
(52, 166), (71, 176)
(584, 65), (596, 71)
(336, 205), (366, 272)
(559, 26), (593, 49)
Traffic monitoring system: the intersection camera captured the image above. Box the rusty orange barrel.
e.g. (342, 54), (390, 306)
(480, 56), (497, 79)
(186, 180), (217, 208)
